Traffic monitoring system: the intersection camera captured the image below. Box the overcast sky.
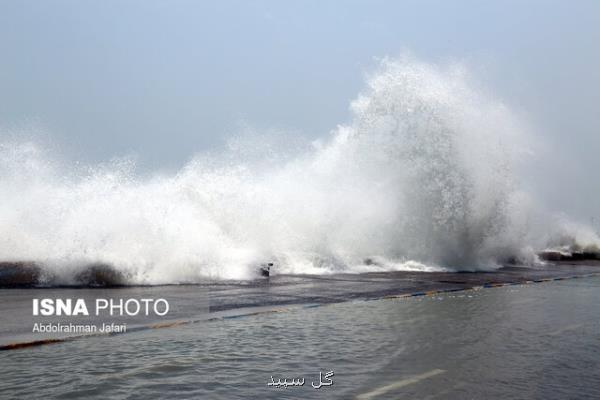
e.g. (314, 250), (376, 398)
(0, 0), (598, 221)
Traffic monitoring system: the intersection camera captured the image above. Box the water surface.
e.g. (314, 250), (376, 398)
(2, 277), (600, 399)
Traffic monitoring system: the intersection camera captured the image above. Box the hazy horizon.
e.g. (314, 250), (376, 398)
(1, 0), (599, 223)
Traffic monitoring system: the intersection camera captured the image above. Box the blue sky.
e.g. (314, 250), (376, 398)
(0, 0), (599, 220)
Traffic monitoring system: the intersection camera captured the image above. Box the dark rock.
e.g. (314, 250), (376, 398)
(538, 251), (565, 261)
(538, 250), (600, 262)
(0, 262), (42, 287)
(74, 263), (127, 287)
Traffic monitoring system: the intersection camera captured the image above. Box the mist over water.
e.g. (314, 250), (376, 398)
(1, 57), (598, 284)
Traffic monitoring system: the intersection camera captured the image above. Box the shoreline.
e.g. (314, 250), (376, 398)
(1, 253), (599, 289)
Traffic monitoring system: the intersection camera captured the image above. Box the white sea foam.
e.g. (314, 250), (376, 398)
(1, 57), (597, 283)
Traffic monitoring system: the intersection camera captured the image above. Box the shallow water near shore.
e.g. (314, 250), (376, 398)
(2, 275), (600, 399)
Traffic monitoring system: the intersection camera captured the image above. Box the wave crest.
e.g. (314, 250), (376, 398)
(0, 57), (597, 283)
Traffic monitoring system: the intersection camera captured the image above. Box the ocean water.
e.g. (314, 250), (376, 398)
(2, 276), (600, 399)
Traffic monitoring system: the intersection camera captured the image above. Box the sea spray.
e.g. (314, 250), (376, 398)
(0, 57), (598, 284)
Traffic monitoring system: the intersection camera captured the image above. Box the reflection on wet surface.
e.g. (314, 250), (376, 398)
(2, 275), (600, 399)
